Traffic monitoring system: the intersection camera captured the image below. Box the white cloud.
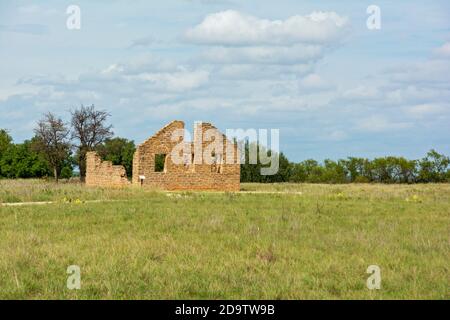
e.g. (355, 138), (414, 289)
(103, 54), (178, 75)
(213, 63), (313, 80)
(201, 44), (323, 65)
(17, 55), (211, 102)
(131, 70), (210, 92)
(339, 42), (450, 109)
(331, 43), (450, 139)
(299, 73), (332, 91)
(0, 24), (49, 35)
(342, 85), (379, 99)
(356, 115), (412, 132)
(17, 5), (58, 16)
(185, 10), (349, 46)
(406, 103), (447, 118)
(388, 60), (450, 86)
(184, 10), (350, 85)
(323, 130), (348, 141)
(130, 35), (157, 48)
(434, 42), (450, 58)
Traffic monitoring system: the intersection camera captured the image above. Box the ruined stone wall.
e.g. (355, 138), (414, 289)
(86, 121), (240, 191)
(86, 151), (130, 187)
(132, 120), (240, 191)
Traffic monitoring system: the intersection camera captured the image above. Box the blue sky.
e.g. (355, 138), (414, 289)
(1, 0), (449, 161)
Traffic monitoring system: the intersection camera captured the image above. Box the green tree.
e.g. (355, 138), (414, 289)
(0, 129), (13, 177)
(260, 151), (291, 183)
(0, 129), (12, 157)
(240, 141), (261, 182)
(60, 165), (74, 179)
(302, 159), (324, 183)
(322, 159), (347, 183)
(289, 162), (307, 182)
(418, 150), (450, 183)
(342, 157), (372, 182)
(393, 157), (417, 183)
(0, 140), (51, 178)
(239, 141), (292, 183)
(371, 157), (392, 183)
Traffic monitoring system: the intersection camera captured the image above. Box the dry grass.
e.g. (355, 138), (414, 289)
(0, 180), (449, 299)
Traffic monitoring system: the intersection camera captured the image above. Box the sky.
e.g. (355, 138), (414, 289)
(0, 0), (449, 162)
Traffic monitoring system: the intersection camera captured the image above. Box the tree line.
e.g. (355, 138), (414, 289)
(240, 141), (450, 183)
(1, 107), (449, 184)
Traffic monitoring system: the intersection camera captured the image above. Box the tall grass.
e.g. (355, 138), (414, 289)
(0, 180), (449, 299)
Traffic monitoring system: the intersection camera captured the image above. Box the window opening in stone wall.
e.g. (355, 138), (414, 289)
(155, 154), (166, 172)
(211, 151), (223, 173)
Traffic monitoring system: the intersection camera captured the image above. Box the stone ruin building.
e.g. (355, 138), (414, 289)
(86, 121), (240, 191)
(86, 151), (130, 188)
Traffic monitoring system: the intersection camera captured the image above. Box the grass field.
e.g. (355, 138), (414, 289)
(0, 179), (449, 299)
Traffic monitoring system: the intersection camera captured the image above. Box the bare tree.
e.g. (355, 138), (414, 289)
(33, 113), (71, 182)
(71, 105), (113, 182)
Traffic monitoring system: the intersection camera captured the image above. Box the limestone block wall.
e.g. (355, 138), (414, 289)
(86, 121), (240, 191)
(86, 151), (130, 187)
(132, 120), (240, 191)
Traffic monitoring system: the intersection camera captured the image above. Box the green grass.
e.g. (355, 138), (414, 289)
(0, 180), (449, 299)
